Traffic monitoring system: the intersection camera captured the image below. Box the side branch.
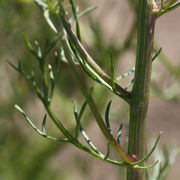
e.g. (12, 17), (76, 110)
(60, 31), (134, 164)
(59, 6), (131, 102)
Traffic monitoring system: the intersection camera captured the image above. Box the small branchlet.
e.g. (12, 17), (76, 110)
(8, 60), (24, 75)
(59, 3), (131, 102)
(148, 0), (180, 17)
(14, 104), (69, 142)
(22, 33), (61, 105)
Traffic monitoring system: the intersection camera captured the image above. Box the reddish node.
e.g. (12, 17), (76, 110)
(130, 154), (138, 162)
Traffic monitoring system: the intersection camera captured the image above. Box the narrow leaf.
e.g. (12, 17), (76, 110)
(44, 33), (61, 57)
(14, 104), (25, 114)
(116, 67), (135, 81)
(134, 160), (159, 169)
(104, 143), (110, 159)
(69, 0), (81, 41)
(8, 61), (21, 74)
(131, 132), (162, 165)
(15, 104), (68, 142)
(105, 101), (113, 134)
(44, 9), (57, 33)
(23, 33), (41, 61)
(117, 123), (123, 144)
(79, 126), (101, 154)
(78, 6), (98, 18)
(42, 114), (47, 134)
(72, 100), (79, 121)
(152, 47), (162, 61)
(110, 54), (115, 89)
(79, 100), (88, 121)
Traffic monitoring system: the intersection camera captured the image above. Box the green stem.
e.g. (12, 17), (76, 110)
(59, 6), (131, 102)
(127, 1), (156, 180)
(61, 34), (134, 164)
(158, 1), (180, 17)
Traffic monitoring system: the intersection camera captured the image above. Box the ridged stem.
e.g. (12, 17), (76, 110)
(127, 1), (156, 179)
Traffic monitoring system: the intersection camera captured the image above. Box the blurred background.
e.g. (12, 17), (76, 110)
(0, 0), (180, 179)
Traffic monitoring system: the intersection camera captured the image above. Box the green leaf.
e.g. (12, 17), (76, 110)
(44, 33), (61, 58)
(23, 33), (41, 61)
(79, 100), (88, 121)
(117, 123), (123, 144)
(110, 54), (115, 90)
(69, 0), (81, 41)
(41, 114), (47, 134)
(152, 47), (162, 61)
(77, 6), (98, 18)
(105, 101), (112, 134)
(131, 132), (162, 166)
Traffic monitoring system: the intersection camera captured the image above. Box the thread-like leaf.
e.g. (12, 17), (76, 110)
(72, 100), (88, 139)
(116, 47), (161, 83)
(104, 143), (110, 159)
(72, 100), (79, 121)
(35, 0), (57, 33)
(158, 1), (180, 17)
(125, 79), (134, 90)
(77, 6), (98, 18)
(68, 39), (100, 82)
(152, 47), (162, 61)
(44, 33), (61, 58)
(79, 100), (88, 121)
(69, 0), (81, 41)
(105, 101), (113, 134)
(8, 60), (23, 74)
(131, 132), (162, 165)
(117, 123), (123, 144)
(15, 104), (68, 142)
(134, 160), (159, 169)
(35, 0), (47, 8)
(79, 126), (101, 154)
(161, 0), (165, 9)
(41, 114), (47, 134)
(54, 50), (62, 74)
(116, 67), (135, 81)
(110, 54), (115, 90)
(34, 40), (42, 58)
(72, 100), (80, 139)
(72, 101), (101, 154)
(23, 33), (41, 61)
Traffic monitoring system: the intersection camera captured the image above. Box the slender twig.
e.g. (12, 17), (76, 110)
(14, 105), (69, 142)
(157, 1), (180, 17)
(60, 26), (134, 164)
(59, 5), (131, 102)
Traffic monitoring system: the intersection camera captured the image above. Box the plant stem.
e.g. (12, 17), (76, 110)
(60, 31), (134, 164)
(59, 7), (131, 102)
(127, 1), (156, 180)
